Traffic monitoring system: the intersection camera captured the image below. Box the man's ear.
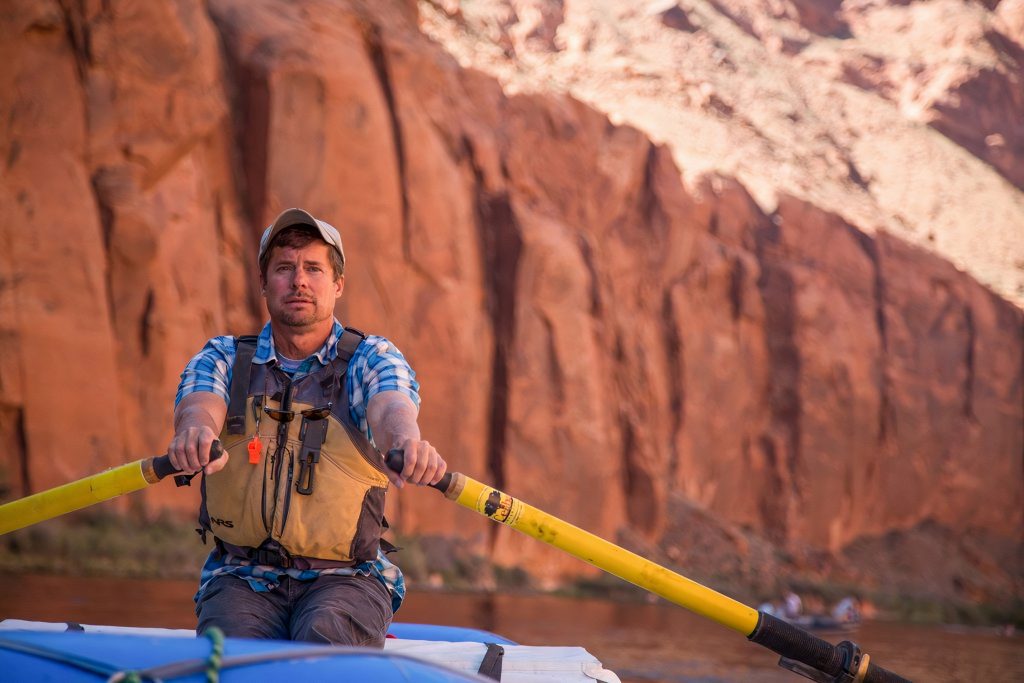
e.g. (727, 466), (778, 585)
(335, 275), (345, 300)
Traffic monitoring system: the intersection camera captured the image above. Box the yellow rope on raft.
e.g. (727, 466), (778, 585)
(442, 473), (760, 636)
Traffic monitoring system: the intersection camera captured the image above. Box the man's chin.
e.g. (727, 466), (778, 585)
(277, 313), (321, 328)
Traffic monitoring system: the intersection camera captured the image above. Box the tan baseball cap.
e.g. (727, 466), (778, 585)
(258, 208), (345, 266)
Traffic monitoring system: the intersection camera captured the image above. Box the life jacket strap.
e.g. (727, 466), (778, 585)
(225, 335), (259, 435)
(216, 538), (361, 570)
(336, 327), (366, 362)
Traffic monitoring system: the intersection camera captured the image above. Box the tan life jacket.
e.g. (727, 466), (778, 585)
(199, 329), (390, 565)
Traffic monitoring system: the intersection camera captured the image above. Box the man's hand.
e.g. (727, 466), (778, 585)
(388, 437), (446, 489)
(168, 425), (228, 475)
(366, 391), (445, 489)
(168, 392), (229, 475)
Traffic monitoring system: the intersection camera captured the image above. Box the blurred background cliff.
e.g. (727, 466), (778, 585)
(1, 0), (1021, 618)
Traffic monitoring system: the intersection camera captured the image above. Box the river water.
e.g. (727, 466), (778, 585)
(2, 574), (1021, 682)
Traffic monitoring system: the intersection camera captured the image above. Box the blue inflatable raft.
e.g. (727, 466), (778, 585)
(0, 620), (621, 682)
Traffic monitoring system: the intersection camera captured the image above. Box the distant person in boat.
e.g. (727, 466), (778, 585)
(783, 590), (803, 619)
(830, 596), (861, 625)
(167, 207), (446, 647)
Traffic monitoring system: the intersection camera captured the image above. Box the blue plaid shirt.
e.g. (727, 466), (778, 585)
(175, 319), (418, 613)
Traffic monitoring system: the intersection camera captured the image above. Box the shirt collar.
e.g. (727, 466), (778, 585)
(253, 319), (344, 366)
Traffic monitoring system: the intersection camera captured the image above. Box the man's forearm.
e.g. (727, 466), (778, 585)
(367, 392), (421, 452)
(366, 391), (445, 487)
(174, 401), (222, 434)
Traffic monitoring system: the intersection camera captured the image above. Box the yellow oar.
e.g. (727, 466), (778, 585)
(386, 451), (909, 683)
(0, 443), (222, 536)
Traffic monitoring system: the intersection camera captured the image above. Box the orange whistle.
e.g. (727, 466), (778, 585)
(248, 435), (262, 464)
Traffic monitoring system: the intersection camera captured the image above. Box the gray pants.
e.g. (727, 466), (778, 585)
(195, 573), (394, 646)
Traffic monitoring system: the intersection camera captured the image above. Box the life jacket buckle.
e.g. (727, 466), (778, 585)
(295, 414), (328, 496)
(295, 451), (321, 495)
(254, 546), (292, 568)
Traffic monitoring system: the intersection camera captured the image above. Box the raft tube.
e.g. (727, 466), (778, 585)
(0, 620), (621, 682)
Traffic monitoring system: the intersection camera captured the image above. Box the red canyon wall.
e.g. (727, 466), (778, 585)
(1, 0), (1020, 602)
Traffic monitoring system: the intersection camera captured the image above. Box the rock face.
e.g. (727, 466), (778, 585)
(841, 0), (1024, 190)
(0, 0), (1020, 606)
(421, 0), (1024, 306)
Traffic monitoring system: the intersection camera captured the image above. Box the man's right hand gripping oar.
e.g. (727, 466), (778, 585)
(168, 392), (231, 477)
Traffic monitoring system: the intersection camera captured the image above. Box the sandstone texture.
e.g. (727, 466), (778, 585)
(422, 0), (1024, 305)
(0, 0), (1020, 609)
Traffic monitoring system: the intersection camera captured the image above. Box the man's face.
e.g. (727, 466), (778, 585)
(262, 242), (344, 330)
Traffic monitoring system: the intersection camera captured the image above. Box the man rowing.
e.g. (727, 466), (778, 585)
(167, 208), (446, 645)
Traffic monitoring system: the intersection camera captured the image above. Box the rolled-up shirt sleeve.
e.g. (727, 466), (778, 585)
(175, 336), (236, 408)
(348, 335), (420, 436)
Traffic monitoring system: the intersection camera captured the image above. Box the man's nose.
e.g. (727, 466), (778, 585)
(291, 269), (309, 289)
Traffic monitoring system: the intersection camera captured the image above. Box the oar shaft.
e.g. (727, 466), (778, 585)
(387, 451), (910, 682)
(444, 472), (760, 635)
(0, 442), (223, 536)
(0, 459), (156, 536)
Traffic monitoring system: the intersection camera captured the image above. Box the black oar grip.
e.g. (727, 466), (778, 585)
(749, 612), (910, 683)
(152, 441), (224, 482)
(749, 611), (842, 673)
(385, 449), (452, 491)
